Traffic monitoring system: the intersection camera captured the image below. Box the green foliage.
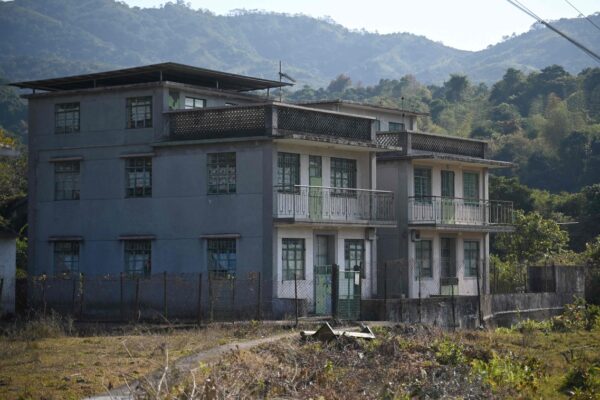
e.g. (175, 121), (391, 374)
(495, 210), (568, 264)
(561, 363), (600, 398)
(434, 338), (466, 366)
(471, 351), (542, 393)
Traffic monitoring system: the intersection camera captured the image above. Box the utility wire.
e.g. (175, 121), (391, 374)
(506, 0), (600, 64)
(562, 0), (600, 34)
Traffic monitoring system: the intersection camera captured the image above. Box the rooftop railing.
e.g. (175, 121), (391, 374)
(274, 185), (395, 225)
(166, 103), (373, 143)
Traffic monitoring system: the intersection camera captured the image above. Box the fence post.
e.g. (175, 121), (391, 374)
(163, 271), (168, 319)
(79, 273), (85, 319)
(476, 259), (483, 327)
(135, 276), (140, 322)
(294, 271), (298, 327)
(256, 272), (262, 321)
(383, 262), (387, 320)
(0, 277), (3, 314)
(209, 274), (214, 322)
(332, 264), (338, 319)
(120, 273), (124, 321)
(451, 282), (456, 331)
(42, 275), (47, 316)
(71, 276), (76, 316)
(418, 262), (422, 324)
(197, 273), (202, 325)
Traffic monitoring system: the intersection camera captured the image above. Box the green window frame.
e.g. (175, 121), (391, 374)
(184, 97), (206, 109)
(463, 172), (480, 202)
(54, 161), (80, 201)
(207, 238), (237, 279)
(55, 102), (80, 134)
(207, 152), (236, 194)
(415, 240), (433, 278)
(388, 121), (405, 132)
(441, 170), (455, 198)
(282, 238), (305, 280)
(414, 168), (432, 200)
(345, 239), (365, 277)
(331, 157), (356, 196)
(54, 241), (80, 275)
(124, 240), (151, 277)
(126, 96), (152, 129)
(464, 240), (480, 277)
(126, 157), (152, 198)
(277, 152), (300, 193)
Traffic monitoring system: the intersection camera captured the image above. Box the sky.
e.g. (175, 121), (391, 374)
(119, 0), (599, 51)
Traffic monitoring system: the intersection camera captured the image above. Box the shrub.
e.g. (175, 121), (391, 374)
(471, 351), (542, 393)
(434, 338), (466, 366)
(561, 363), (600, 398)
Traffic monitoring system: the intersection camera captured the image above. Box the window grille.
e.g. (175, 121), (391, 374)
(55, 103), (80, 134)
(416, 240), (433, 278)
(54, 241), (80, 275)
(463, 172), (480, 201)
(185, 97), (206, 109)
(126, 157), (152, 198)
(282, 238), (305, 280)
(124, 240), (151, 277)
(464, 241), (480, 277)
(126, 96), (152, 128)
(331, 157), (356, 196)
(277, 152), (300, 193)
(207, 238), (236, 278)
(345, 239), (364, 277)
(55, 161), (80, 200)
(207, 153), (236, 194)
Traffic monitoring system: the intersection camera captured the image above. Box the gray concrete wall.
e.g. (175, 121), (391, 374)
(0, 238), (16, 315)
(27, 83), (273, 280)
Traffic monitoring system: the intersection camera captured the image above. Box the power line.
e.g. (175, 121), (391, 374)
(562, 0), (600, 34)
(506, 0), (600, 64)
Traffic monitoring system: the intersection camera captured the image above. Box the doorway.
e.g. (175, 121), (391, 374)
(309, 156), (323, 220)
(440, 237), (458, 295)
(314, 234), (334, 315)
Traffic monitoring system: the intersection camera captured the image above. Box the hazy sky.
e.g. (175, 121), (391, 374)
(120, 0), (599, 51)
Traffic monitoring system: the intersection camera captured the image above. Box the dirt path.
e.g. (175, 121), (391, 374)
(86, 331), (296, 400)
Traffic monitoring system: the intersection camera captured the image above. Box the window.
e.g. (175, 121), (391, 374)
(282, 238), (305, 280)
(277, 152), (300, 193)
(374, 119), (381, 131)
(441, 170), (455, 198)
(331, 157), (356, 196)
(55, 103), (80, 134)
(464, 241), (480, 277)
(126, 157), (152, 198)
(207, 153), (236, 194)
(388, 121), (405, 132)
(185, 97), (206, 109)
(126, 96), (152, 128)
(463, 172), (480, 202)
(414, 168), (431, 200)
(55, 161), (80, 200)
(415, 240), (432, 278)
(207, 238), (237, 278)
(54, 241), (80, 275)
(168, 90), (180, 110)
(124, 240), (151, 277)
(345, 239), (364, 275)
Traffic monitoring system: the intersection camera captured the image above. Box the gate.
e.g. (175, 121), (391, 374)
(337, 268), (361, 320)
(314, 265), (332, 315)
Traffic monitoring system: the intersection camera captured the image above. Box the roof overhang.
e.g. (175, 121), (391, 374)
(409, 223), (515, 233)
(302, 100), (429, 116)
(10, 62), (292, 92)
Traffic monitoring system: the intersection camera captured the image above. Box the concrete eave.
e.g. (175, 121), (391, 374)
(408, 223), (515, 233)
(379, 152), (513, 168)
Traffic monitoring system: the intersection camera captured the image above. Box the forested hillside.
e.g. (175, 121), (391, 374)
(0, 0), (599, 86)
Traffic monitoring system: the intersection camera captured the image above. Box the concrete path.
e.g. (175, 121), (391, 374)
(86, 332), (296, 400)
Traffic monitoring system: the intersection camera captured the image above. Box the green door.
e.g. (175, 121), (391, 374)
(440, 237), (458, 295)
(314, 235), (332, 315)
(441, 170), (455, 223)
(309, 156), (322, 220)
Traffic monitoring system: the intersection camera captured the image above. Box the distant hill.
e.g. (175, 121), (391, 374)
(0, 0), (599, 87)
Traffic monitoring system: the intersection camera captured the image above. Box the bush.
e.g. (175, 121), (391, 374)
(471, 351), (542, 393)
(561, 363), (600, 398)
(434, 338), (466, 365)
(3, 311), (74, 340)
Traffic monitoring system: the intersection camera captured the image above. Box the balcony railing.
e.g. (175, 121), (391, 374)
(274, 185), (395, 225)
(166, 103), (373, 142)
(408, 196), (513, 226)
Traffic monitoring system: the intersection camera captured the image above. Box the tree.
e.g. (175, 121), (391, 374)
(490, 68), (526, 106)
(326, 74), (352, 93)
(443, 74), (469, 103)
(489, 176), (534, 212)
(495, 211), (568, 265)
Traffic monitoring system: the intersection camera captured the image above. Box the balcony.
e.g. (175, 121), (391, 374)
(408, 196), (513, 230)
(274, 186), (396, 226)
(166, 103), (374, 144)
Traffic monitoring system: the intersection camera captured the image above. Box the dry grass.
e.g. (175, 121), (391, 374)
(0, 316), (285, 400)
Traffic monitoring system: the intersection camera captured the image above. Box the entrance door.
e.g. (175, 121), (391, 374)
(314, 234), (333, 315)
(441, 170), (455, 223)
(309, 156), (323, 220)
(440, 237), (458, 295)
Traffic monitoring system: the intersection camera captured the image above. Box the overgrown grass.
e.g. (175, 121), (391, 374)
(0, 318), (284, 399)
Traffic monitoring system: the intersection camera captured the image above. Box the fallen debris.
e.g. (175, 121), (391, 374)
(300, 322), (375, 341)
